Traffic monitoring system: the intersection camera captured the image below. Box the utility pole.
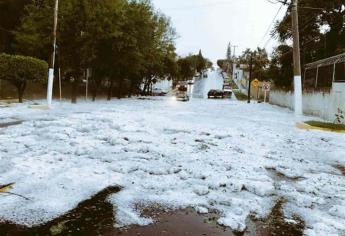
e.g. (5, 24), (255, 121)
(247, 53), (253, 104)
(47, 0), (59, 108)
(232, 45), (238, 81)
(232, 45), (238, 59)
(291, 0), (303, 116)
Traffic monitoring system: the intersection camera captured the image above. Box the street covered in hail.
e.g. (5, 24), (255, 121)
(0, 92), (344, 235)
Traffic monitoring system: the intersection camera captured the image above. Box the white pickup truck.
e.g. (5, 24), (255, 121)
(176, 85), (189, 102)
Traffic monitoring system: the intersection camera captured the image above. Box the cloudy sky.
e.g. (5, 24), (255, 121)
(152, 0), (288, 62)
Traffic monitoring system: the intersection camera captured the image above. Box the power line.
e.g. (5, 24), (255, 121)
(266, 0), (289, 5)
(259, 3), (286, 48)
(161, 1), (232, 12)
(261, 4), (321, 50)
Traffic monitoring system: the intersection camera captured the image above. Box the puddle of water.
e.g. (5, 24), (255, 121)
(121, 208), (235, 236)
(0, 186), (121, 236)
(0, 187), (304, 236)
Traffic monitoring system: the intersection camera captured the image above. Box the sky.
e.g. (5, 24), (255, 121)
(151, 0), (288, 63)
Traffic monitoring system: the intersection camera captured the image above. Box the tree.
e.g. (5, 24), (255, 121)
(226, 43), (232, 61)
(238, 48), (270, 81)
(177, 57), (195, 81)
(196, 50), (206, 73)
(0, 0), (31, 54)
(271, 0), (345, 88)
(16, 0), (126, 102)
(0, 53), (48, 102)
(267, 45), (294, 89)
(13, 0), (178, 100)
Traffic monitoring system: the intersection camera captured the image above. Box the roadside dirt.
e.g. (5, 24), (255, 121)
(0, 121), (23, 128)
(0, 187), (304, 236)
(336, 165), (345, 176)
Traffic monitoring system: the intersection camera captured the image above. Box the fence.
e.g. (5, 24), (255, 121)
(304, 53), (345, 89)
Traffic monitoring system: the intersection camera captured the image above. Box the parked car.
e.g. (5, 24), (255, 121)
(176, 85), (189, 102)
(208, 89), (224, 99)
(152, 88), (167, 96)
(223, 85), (233, 98)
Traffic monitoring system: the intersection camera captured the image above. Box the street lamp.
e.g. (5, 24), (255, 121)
(47, 0), (59, 108)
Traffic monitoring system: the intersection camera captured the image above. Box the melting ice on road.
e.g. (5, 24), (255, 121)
(0, 98), (344, 235)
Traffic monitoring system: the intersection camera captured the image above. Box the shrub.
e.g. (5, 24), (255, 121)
(0, 53), (48, 102)
(233, 89), (248, 101)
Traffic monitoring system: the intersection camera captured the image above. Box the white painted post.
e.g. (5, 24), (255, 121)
(294, 76), (303, 116)
(47, 0), (59, 108)
(47, 69), (54, 107)
(264, 90), (267, 103)
(292, 0), (303, 116)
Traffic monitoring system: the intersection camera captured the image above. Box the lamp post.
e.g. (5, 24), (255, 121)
(292, 0), (303, 116)
(47, 0), (59, 108)
(247, 53), (253, 103)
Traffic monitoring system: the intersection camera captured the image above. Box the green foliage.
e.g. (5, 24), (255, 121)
(0, 0), (31, 54)
(217, 59), (230, 72)
(238, 48), (270, 81)
(176, 52), (212, 81)
(274, 0), (344, 58)
(271, 0), (345, 89)
(0, 53), (48, 102)
(233, 90), (248, 101)
(267, 45), (294, 89)
(196, 50), (206, 73)
(14, 0), (178, 101)
(177, 57), (195, 81)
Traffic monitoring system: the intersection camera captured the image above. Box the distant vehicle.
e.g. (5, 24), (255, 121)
(187, 80), (194, 85)
(203, 73), (208, 78)
(152, 88), (167, 96)
(176, 85), (189, 102)
(223, 84), (233, 98)
(208, 89), (224, 99)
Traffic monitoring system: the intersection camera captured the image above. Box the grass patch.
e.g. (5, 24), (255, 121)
(305, 121), (345, 131)
(233, 90), (248, 101)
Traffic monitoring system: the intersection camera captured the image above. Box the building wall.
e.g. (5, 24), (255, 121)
(303, 92), (331, 119)
(269, 83), (345, 123)
(329, 83), (345, 121)
(269, 90), (294, 109)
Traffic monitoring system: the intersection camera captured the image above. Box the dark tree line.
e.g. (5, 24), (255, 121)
(0, 0), (181, 102)
(270, 0), (344, 89)
(177, 50), (213, 82)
